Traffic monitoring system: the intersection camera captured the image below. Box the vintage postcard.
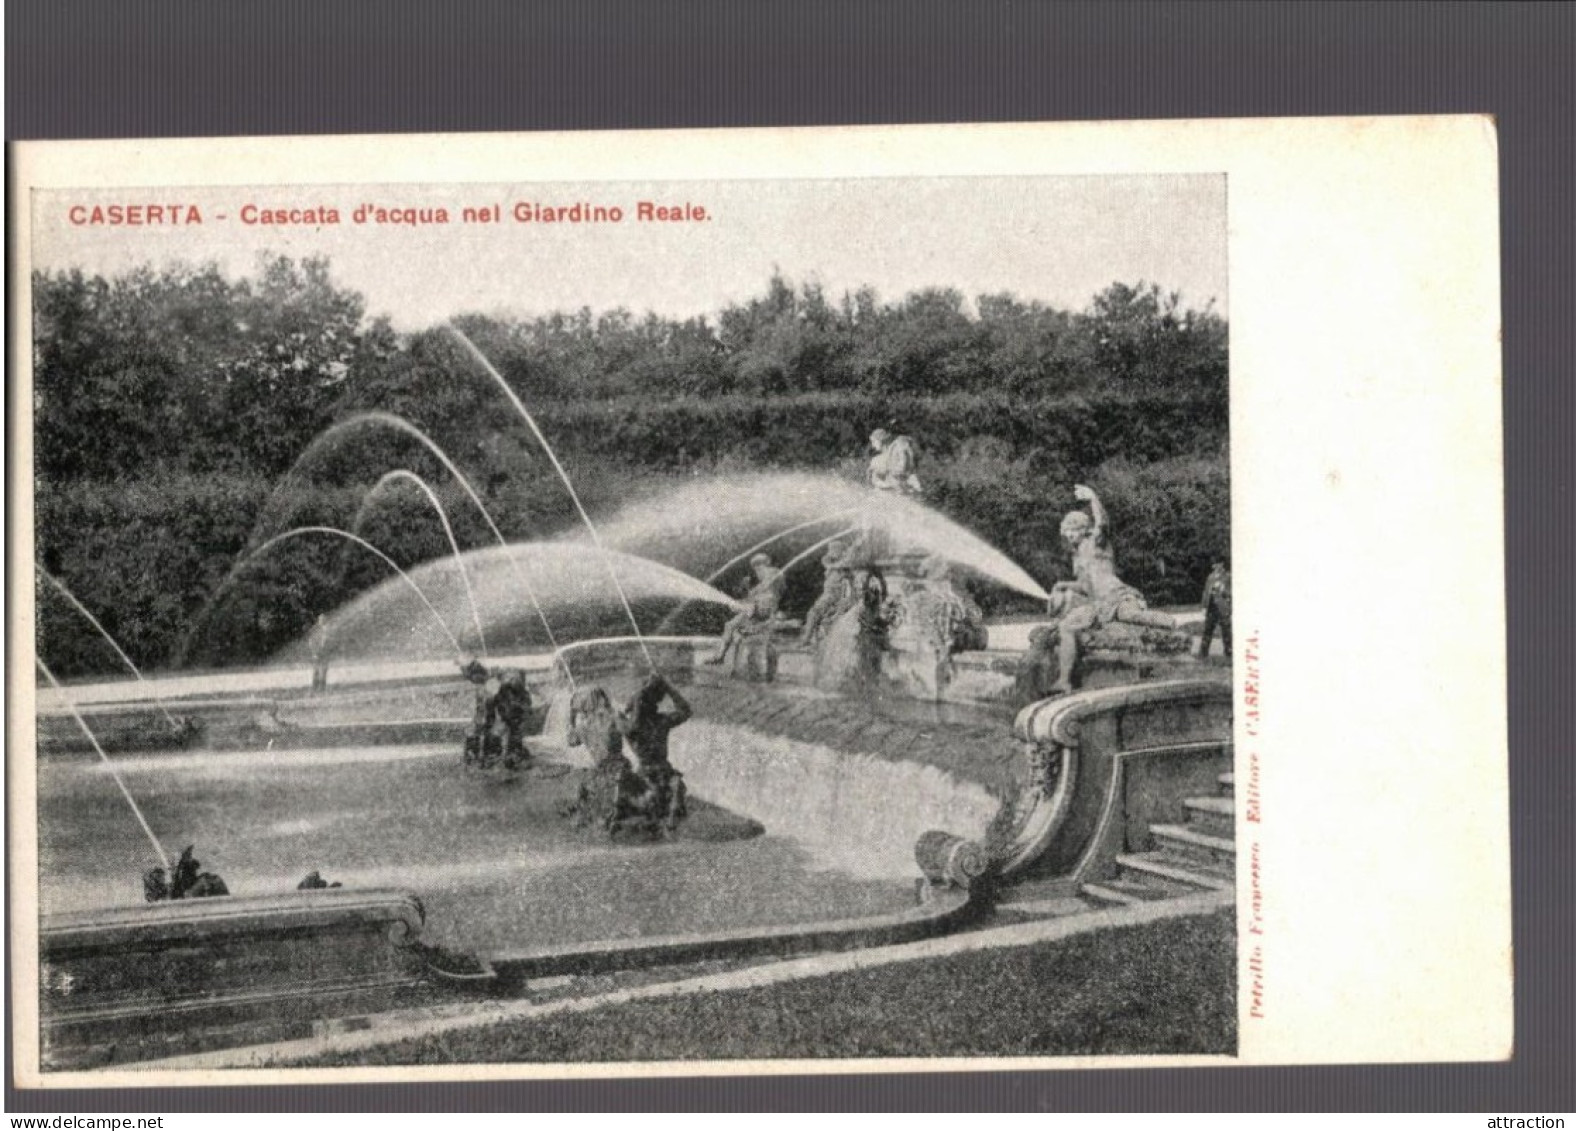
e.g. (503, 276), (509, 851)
(7, 117), (1508, 1086)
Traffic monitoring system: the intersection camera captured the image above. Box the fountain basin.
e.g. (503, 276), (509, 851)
(33, 631), (1231, 1069)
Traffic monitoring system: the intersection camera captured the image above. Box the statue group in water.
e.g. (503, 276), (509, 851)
(457, 659), (695, 838)
(692, 428), (986, 695)
(460, 659), (536, 774)
(360, 424), (1224, 819)
(563, 672), (691, 837)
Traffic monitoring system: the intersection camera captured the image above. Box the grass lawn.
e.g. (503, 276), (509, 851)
(295, 908), (1236, 1065)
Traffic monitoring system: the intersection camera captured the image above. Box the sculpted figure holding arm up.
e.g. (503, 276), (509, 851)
(1052, 484), (1183, 694)
(618, 673), (692, 833)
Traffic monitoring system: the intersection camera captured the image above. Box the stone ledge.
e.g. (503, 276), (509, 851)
(42, 888), (426, 951)
(41, 889), (433, 1069)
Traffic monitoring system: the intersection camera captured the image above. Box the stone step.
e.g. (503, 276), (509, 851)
(1153, 846), (1236, 883)
(1182, 795), (1235, 837)
(1150, 823), (1237, 868)
(1085, 864), (1222, 904)
(1218, 771), (1235, 797)
(1100, 873), (1195, 900)
(1114, 852), (1233, 893)
(995, 896), (1090, 919)
(1079, 882), (1144, 907)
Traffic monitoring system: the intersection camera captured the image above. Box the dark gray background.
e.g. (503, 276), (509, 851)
(7, 0), (1572, 1113)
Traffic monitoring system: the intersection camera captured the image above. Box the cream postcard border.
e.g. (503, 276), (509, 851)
(7, 116), (1510, 1087)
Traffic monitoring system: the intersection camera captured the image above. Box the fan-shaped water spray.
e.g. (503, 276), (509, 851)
(179, 411), (562, 667)
(199, 527), (465, 660)
(38, 567), (181, 730)
(299, 412), (564, 651)
(701, 510), (862, 588)
(655, 511), (862, 634)
(586, 473), (1050, 602)
(779, 526), (864, 577)
(352, 470), (489, 657)
(317, 542), (741, 662)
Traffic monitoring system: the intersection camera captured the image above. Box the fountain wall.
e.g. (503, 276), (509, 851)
(670, 720), (1001, 881)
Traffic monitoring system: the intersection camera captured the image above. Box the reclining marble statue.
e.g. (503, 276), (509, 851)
(1046, 484), (1190, 696)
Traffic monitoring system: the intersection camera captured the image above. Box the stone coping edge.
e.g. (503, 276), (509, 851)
(141, 888), (1233, 1070)
(484, 884), (976, 985)
(41, 889), (427, 952)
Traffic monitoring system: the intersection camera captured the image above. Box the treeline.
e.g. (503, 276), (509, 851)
(33, 256), (1229, 675)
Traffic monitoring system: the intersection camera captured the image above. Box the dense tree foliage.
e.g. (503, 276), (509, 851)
(33, 259), (1228, 675)
(35, 257), (365, 481)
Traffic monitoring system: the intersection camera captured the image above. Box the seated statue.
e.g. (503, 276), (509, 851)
(707, 554), (786, 666)
(859, 428), (922, 558)
(615, 673), (692, 835)
(799, 540), (857, 647)
(491, 669), (534, 770)
(867, 429), (922, 496)
(1047, 485), (1188, 695)
(460, 659), (498, 768)
(563, 686), (636, 830)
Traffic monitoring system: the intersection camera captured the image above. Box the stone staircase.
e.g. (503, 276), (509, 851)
(1080, 770), (1236, 908)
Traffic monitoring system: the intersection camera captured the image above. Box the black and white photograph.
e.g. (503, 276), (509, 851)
(9, 120), (1509, 1083)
